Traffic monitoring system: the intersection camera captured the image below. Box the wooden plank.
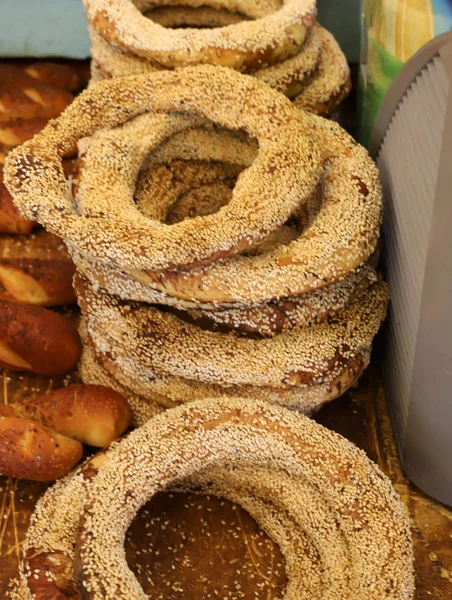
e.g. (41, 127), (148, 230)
(0, 365), (451, 598)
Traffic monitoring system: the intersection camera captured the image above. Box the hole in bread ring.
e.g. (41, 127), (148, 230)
(5, 68), (322, 273)
(84, 0), (317, 70)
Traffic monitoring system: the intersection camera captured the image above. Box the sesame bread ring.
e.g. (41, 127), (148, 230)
(82, 322), (370, 415)
(88, 21), (323, 99)
(4, 67), (322, 272)
(14, 458), (357, 599)
(79, 322), (162, 426)
(74, 397), (414, 600)
(185, 264), (378, 336)
(293, 27), (352, 116)
(83, 0), (317, 70)
(74, 271), (388, 389)
(109, 114), (382, 305)
(15, 422), (377, 600)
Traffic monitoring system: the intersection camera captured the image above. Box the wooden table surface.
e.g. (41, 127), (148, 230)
(1, 364), (451, 599)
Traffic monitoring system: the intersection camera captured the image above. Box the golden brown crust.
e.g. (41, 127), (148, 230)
(0, 83), (73, 122)
(7, 384), (131, 448)
(4, 68), (322, 273)
(0, 230), (76, 306)
(84, 0), (316, 70)
(72, 397), (414, 600)
(0, 171), (35, 234)
(0, 63), (79, 91)
(0, 415), (83, 481)
(0, 300), (81, 375)
(74, 271), (389, 389)
(0, 118), (48, 147)
(24, 63), (80, 91)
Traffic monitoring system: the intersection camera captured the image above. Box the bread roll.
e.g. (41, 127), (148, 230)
(24, 63), (80, 91)
(0, 117), (48, 147)
(0, 301), (81, 375)
(0, 171), (35, 234)
(0, 230), (76, 306)
(0, 84), (73, 122)
(8, 384), (132, 447)
(0, 415), (83, 481)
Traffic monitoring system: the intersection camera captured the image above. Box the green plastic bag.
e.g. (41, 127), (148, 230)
(358, 0), (452, 146)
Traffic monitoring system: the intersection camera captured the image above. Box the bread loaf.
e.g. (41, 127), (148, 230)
(0, 301), (81, 375)
(0, 415), (83, 481)
(0, 63), (80, 91)
(0, 117), (48, 147)
(0, 171), (35, 234)
(0, 84), (73, 122)
(24, 63), (80, 91)
(0, 230), (76, 306)
(4, 384), (132, 447)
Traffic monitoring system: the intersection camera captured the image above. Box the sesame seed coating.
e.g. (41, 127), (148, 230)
(78, 321), (163, 426)
(64, 110), (381, 308)
(185, 264), (378, 336)
(88, 20), (349, 116)
(73, 397), (414, 599)
(79, 320), (371, 416)
(89, 20), (321, 96)
(127, 113), (381, 304)
(292, 27), (351, 115)
(74, 271), (389, 388)
(13, 399), (413, 599)
(83, 0), (317, 70)
(4, 67), (322, 273)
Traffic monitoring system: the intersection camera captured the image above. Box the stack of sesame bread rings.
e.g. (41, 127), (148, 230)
(84, 0), (351, 117)
(4, 64), (389, 426)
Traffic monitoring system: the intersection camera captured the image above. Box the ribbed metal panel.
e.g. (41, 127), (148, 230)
(377, 55), (448, 440)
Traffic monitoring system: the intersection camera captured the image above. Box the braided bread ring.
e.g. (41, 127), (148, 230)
(84, 0), (316, 70)
(74, 397), (414, 600)
(292, 27), (351, 115)
(74, 271), (388, 388)
(72, 113), (381, 305)
(78, 321), (163, 426)
(5, 68), (321, 272)
(88, 21), (324, 100)
(82, 322), (370, 415)
(15, 420), (368, 600)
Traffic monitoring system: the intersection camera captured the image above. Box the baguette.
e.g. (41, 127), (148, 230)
(0, 84), (73, 122)
(24, 63), (80, 91)
(0, 301), (81, 375)
(2, 384), (132, 447)
(0, 230), (76, 306)
(0, 171), (35, 234)
(0, 415), (83, 481)
(0, 117), (48, 147)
